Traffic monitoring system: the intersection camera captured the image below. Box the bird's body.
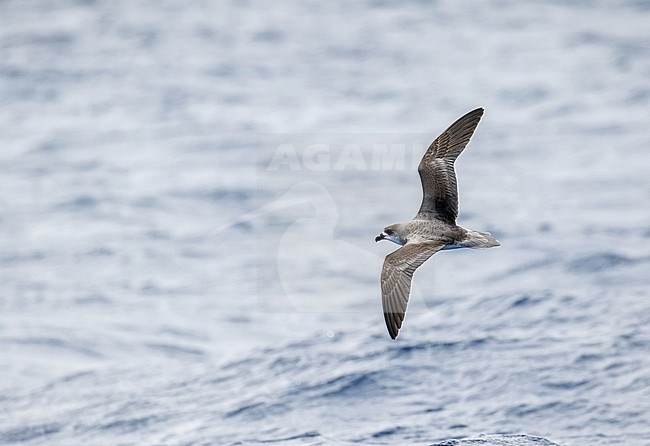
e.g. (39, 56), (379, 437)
(381, 218), (498, 249)
(375, 108), (499, 339)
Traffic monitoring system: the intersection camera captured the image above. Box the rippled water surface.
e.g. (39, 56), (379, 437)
(1, 1), (649, 445)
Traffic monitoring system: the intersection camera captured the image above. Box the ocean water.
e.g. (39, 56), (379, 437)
(1, 0), (649, 445)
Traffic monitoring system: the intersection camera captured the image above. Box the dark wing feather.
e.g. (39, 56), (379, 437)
(416, 108), (484, 224)
(381, 241), (445, 339)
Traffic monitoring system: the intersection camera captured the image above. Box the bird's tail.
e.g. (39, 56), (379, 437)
(464, 230), (500, 249)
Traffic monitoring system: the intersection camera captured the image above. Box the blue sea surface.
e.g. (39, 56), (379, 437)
(1, 1), (649, 445)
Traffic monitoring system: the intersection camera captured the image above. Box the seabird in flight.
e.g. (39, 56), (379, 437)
(375, 108), (500, 339)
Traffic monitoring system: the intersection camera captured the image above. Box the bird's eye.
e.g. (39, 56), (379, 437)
(385, 229), (393, 235)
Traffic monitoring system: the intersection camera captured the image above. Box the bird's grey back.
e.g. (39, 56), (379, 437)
(403, 219), (466, 244)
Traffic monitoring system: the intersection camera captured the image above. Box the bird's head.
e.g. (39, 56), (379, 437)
(375, 224), (406, 245)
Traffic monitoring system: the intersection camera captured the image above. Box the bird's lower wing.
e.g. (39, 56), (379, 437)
(381, 241), (445, 339)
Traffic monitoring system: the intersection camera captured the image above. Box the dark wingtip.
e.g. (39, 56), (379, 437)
(465, 107), (484, 119)
(384, 312), (399, 339)
(385, 314), (400, 339)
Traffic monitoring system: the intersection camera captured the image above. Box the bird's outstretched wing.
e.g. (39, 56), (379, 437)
(381, 241), (445, 339)
(416, 108), (484, 224)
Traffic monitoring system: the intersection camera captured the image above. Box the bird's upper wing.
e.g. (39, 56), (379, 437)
(416, 108), (484, 224)
(381, 241), (445, 339)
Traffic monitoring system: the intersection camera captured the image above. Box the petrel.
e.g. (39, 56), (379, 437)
(375, 108), (500, 339)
